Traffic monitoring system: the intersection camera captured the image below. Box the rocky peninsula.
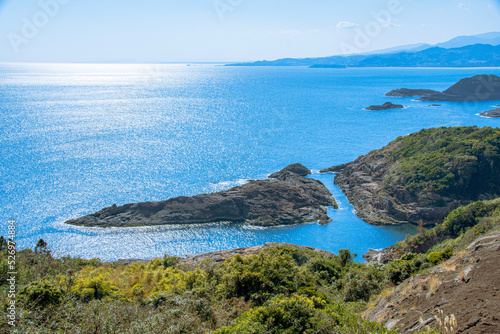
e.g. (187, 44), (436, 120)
(65, 163), (338, 227)
(320, 126), (500, 225)
(480, 107), (500, 118)
(386, 74), (500, 101)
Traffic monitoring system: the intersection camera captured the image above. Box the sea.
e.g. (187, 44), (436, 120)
(1, 63), (499, 261)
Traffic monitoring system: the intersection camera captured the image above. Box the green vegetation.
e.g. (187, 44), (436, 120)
(394, 197), (500, 254)
(0, 241), (401, 333)
(384, 126), (500, 199)
(2, 197), (498, 333)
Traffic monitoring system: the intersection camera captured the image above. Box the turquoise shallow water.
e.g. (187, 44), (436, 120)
(1, 64), (499, 260)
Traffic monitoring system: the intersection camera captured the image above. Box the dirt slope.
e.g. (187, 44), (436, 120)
(364, 231), (500, 333)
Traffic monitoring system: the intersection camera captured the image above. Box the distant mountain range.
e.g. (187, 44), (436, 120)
(228, 32), (500, 67)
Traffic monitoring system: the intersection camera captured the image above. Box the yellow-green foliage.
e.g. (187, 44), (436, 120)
(0, 244), (397, 333)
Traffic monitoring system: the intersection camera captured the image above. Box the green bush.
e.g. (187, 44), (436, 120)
(215, 248), (315, 303)
(306, 255), (342, 283)
(20, 281), (63, 308)
(214, 294), (326, 334)
(162, 254), (181, 268)
(385, 253), (429, 285)
(71, 274), (121, 301)
(342, 266), (383, 302)
(427, 248), (453, 265)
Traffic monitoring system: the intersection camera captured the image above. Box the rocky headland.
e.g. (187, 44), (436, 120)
(320, 126), (500, 226)
(480, 107), (500, 118)
(386, 74), (500, 101)
(365, 102), (404, 111)
(65, 163), (338, 227)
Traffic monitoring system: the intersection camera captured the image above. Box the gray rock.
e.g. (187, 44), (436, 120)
(385, 88), (439, 97)
(480, 108), (500, 118)
(66, 164), (338, 227)
(365, 102), (404, 111)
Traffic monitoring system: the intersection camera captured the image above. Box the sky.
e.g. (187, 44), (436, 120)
(0, 0), (499, 63)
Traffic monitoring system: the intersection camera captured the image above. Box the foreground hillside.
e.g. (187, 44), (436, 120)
(2, 197), (500, 333)
(365, 231), (500, 333)
(321, 126), (500, 225)
(363, 197), (500, 333)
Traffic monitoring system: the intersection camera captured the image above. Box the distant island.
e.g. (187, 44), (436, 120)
(386, 74), (500, 101)
(227, 44), (500, 68)
(66, 163), (338, 227)
(365, 102), (404, 111)
(321, 126), (500, 225)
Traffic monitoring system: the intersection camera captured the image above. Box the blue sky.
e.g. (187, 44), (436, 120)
(0, 0), (499, 63)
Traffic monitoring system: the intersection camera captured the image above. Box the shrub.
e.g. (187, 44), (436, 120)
(427, 248), (453, 265)
(342, 267), (383, 302)
(71, 274), (121, 301)
(20, 281), (63, 308)
(305, 255), (342, 283)
(385, 253), (429, 285)
(162, 254), (181, 268)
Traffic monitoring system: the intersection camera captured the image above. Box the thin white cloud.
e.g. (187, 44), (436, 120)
(458, 3), (468, 9)
(378, 18), (402, 28)
(336, 21), (360, 29)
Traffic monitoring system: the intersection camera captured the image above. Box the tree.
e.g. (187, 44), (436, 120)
(338, 249), (355, 267)
(35, 238), (48, 254)
(0, 236), (7, 251)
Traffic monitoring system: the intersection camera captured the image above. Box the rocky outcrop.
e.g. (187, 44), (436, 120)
(319, 145), (464, 226)
(386, 74), (500, 101)
(321, 145), (462, 225)
(365, 102), (404, 111)
(385, 88), (439, 97)
(65, 164), (338, 227)
(320, 127), (500, 226)
(364, 231), (500, 334)
(268, 163), (311, 178)
(480, 108), (500, 118)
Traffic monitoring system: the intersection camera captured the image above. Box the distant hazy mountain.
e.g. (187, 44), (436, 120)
(435, 32), (500, 49)
(360, 43), (431, 55)
(228, 32), (500, 67)
(228, 44), (500, 67)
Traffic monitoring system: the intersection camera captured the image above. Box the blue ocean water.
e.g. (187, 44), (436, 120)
(1, 63), (499, 261)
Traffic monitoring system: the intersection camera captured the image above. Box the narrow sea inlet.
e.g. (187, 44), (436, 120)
(1, 64), (499, 260)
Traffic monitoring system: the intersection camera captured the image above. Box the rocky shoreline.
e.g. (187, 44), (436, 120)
(65, 163), (338, 228)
